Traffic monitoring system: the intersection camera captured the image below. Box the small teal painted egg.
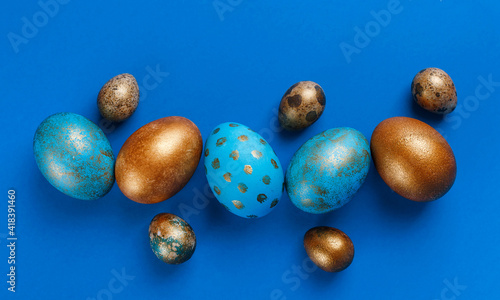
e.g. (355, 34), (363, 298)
(204, 123), (284, 218)
(149, 213), (196, 264)
(285, 127), (370, 214)
(33, 112), (115, 200)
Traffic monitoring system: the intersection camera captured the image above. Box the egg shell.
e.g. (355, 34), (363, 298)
(278, 81), (326, 131)
(33, 112), (115, 200)
(204, 123), (284, 218)
(304, 226), (354, 272)
(149, 213), (196, 264)
(370, 116), (457, 202)
(97, 73), (139, 122)
(411, 68), (457, 114)
(285, 127), (371, 214)
(115, 116), (203, 204)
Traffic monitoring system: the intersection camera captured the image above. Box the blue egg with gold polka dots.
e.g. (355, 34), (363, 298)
(204, 122), (284, 218)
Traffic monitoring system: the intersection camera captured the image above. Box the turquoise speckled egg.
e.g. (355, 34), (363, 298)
(204, 122), (284, 218)
(285, 127), (370, 214)
(33, 112), (115, 200)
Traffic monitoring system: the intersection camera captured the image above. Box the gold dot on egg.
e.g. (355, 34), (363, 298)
(271, 159), (279, 169)
(229, 150), (239, 160)
(262, 175), (271, 185)
(211, 158), (220, 169)
(302, 199), (314, 207)
(257, 194), (267, 203)
(223, 172), (232, 182)
(252, 150), (263, 159)
(232, 200), (244, 209)
(237, 183), (248, 193)
(229, 124), (239, 127)
(216, 137), (226, 146)
(238, 135), (249, 142)
(270, 199), (279, 208)
(204, 149), (209, 157)
(213, 128), (220, 134)
(260, 139), (267, 145)
(214, 186), (221, 195)
(244, 165), (253, 175)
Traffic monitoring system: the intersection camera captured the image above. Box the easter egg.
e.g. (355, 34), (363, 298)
(204, 123), (284, 218)
(285, 127), (370, 214)
(278, 81), (326, 130)
(411, 68), (457, 114)
(304, 226), (354, 272)
(115, 116), (203, 204)
(149, 213), (196, 264)
(33, 112), (115, 200)
(97, 73), (139, 122)
(370, 117), (457, 202)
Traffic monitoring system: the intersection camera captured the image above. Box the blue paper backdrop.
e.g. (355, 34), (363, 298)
(1, 0), (499, 299)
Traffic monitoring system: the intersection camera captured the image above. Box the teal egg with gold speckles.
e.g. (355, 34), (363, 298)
(149, 213), (196, 264)
(204, 122), (284, 218)
(285, 127), (371, 214)
(33, 112), (115, 200)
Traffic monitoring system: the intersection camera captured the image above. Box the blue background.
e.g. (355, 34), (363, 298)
(1, 0), (499, 299)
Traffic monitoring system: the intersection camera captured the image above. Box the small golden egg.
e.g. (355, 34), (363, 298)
(304, 226), (354, 272)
